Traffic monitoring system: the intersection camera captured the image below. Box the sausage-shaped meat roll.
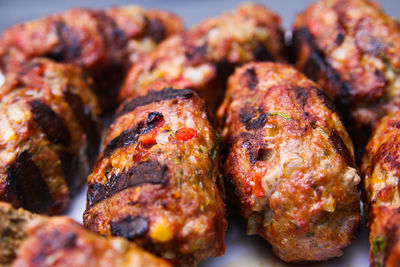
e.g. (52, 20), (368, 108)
(13, 216), (171, 267)
(292, 0), (400, 150)
(84, 88), (227, 266)
(217, 62), (361, 262)
(0, 59), (100, 214)
(120, 3), (286, 111)
(0, 202), (37, 266)
(0, 6), (183, 110)
(361, 111), (400, 267)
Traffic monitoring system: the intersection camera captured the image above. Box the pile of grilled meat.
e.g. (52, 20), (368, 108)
(0, 1), (399, 266)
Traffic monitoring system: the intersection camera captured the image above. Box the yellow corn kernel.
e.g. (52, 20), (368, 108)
(150, 217), (173, 242)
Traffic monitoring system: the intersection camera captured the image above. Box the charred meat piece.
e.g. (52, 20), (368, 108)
(12, 216), (171, 267)
(0, 6), (183, 110)
(84, 88), (227, 266)
(120, 3), (286, 111)
(0, 59), (100, 214)
(293, 0), (400, 153)
(0, 202), (37, 266)
(217, 62), (360, 262)
(0, 202), (170, 267)
(361, 111), (400, 267)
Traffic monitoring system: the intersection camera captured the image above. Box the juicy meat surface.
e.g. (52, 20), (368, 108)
(12, 216), (171, 267)
(0, 59), (100, 214)
(293, 0), (400, 153)
(0, 6), (183, 110)
(120, 3), (286, 111)
(217, 62), (361, 262)
(361, 111), (400, 267)
(0, 202), (37, 266)
(84, 88), (227, 266)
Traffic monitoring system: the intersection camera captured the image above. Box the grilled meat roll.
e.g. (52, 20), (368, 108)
(84, 88), (227, 266)
(0, 58), (100, 214)
(0, 202), (37, 266)
(217, 62), (361, 262)
(120, 3), (286, 111)
(361, 111), (400, 267)
(292, 0), (400, 152)
(0, 6), (183, 110)
(13, 216), (171, 267)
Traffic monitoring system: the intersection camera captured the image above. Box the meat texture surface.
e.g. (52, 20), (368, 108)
(120, 3), (286, 111)
(0, 6), (183, 110)
(0, 59), (100, 214)
(12, 216), (171, 267)
(217, 62), (361, 262)
(293, 0), (400, 151)
(84, 88), (227, 266)
(362, 111), (400, 267)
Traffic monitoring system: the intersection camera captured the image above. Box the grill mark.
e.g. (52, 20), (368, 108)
(314, 87), (337, 113)
(185, 43), (207, 64)
(106, 160), (167, 196)
(58, 151), (79, 196)
(244, 68), (258, 90)
(293, 27), (353, 106)
(103, 121), (144, 158)
(110, 216), (149, 241)
(254, 42), (274, 62)
(293, 86), (309, 108)
(29, 100), (71, 145)
(103, 112), (164, 158)
(116, 87), (194, 118)
(239, 106), (255, 124)
(245, 113), (268, 130)
(87, 183), (107, 207)
(88, 160), (167, 206)
(146, 18), (166, 43)
(44, 21), (81, 62)
(329, 130), (354, 167)
(64, 90), (100, 163)
(7, 151), (53, 213)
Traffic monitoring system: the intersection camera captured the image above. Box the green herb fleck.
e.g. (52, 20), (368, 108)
(307, 232), (314, 237)
(372, 236), (387, 267)
(209, 131), (221, 162)
(268, 112), (292, 120)
(199, 147), (203, 153)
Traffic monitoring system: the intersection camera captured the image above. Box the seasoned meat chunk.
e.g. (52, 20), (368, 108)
(217, 62), (360, 262)
(84, 88), (227, 266)
(12, 216), (171, 267)
(0, 6), (183, 110)
(0, 59), (100, 214)
(293, 0), (400, 153)
(0, 202), (37, 266)
(361, 111), (400, 267)
(120, 3), (286, 111)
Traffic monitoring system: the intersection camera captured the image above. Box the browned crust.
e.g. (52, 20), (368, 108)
(293, 0), (400, 156)
(217, 62), (360, 262)
(362, 111), (400, 267)
(0, 59), (100, 214)
(84, 88), (227, 266)
(119, 3), (286, 111)
(0, 6), (183, 110)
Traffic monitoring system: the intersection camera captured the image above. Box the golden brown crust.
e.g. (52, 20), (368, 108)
(362, 111), (400, 267)
(0, 6), (183, 110)
(293, 0), (400, 151)
(12, 216), (172, 267)
(0, 59), (100, 214)
(0, 202), (37, 266)
(217, 62), (360, 262)
(119, 3), (286, 111)
(84, 88), (227, 266)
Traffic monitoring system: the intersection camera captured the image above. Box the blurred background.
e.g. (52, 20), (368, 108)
(0, 0), (399, 30)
